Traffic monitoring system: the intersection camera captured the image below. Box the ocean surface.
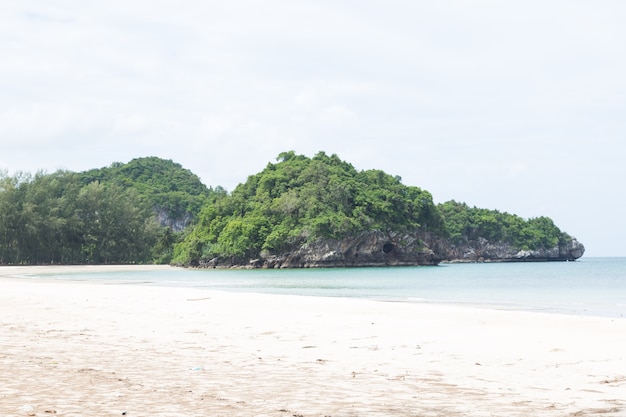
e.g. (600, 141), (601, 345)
(18, 257), (626, 319)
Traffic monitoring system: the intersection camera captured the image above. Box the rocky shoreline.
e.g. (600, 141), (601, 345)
(190, 230), (585, 269)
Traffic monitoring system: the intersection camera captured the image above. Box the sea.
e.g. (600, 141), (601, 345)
(20, 257), (626, 319)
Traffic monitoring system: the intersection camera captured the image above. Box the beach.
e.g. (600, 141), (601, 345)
(1, 266), (625, 416)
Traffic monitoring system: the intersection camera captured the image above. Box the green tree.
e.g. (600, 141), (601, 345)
(438, 200), (568, 251)
(76, 182), (158, 264)
(173, 151), (443, 265)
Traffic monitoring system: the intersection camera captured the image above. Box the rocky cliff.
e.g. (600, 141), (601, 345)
(155, 208), (193, 232)
(440, 236), (585, 263)
(199, 230), (441, 268)
(195, 230), (584, 269)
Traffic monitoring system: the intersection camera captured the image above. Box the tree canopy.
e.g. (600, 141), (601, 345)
(79, 156), (213, 220)
(172, 151), (443, 264)
(0, 170), (157, 264)
(438, 200), (569, 250)
(0, 157), (215, 265)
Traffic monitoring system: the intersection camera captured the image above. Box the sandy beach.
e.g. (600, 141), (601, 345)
(1, 266), (625, 416)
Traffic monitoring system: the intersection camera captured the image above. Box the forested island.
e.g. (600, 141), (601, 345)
(0, 152), (584, 267)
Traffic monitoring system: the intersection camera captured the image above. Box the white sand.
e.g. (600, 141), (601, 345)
(1, 266), (625, 416)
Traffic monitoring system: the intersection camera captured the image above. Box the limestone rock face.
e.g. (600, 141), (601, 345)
(196, 231), (585, 269)
(155, 209), (193, 232)
(441, 237), (585, 263)
(273, 231), (442, 268)
(200, 230), (443, 269)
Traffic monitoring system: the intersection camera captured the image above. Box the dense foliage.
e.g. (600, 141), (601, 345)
(1, 152), (575, 266)
(172, 151), (443, 264)
(0, 157), (214, 265)
(438, 200), (569, 250)
(0, 171), (156, 264)
(79, 157), (212, 220)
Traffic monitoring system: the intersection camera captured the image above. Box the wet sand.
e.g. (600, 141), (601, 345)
(1, 266), (625, 416)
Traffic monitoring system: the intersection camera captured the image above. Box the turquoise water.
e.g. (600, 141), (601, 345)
(24, 257), (626, 318)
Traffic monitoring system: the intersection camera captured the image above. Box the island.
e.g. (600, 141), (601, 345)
(0, 152), (584, 267)
(172, 151), (584, 268)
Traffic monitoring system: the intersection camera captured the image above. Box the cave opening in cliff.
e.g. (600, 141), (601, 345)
(382, 242), (394, 254)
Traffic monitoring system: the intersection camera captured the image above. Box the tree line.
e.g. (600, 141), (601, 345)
(437, 200), (570, 251)
(0, 157), (213, 265)
(1, 153), (573, 266)
(0, 170), (157, 264)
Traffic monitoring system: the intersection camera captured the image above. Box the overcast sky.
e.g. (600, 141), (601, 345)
(2, 1), (625, 256)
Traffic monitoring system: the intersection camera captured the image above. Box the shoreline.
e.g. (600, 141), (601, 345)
(1, 272), (625, 416)
(0, 264), (172, 277)
(0, 264), (626, 319)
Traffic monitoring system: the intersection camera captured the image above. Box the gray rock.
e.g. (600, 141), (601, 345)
(195, 230), (585, 268)
(440, 236), (585, 263)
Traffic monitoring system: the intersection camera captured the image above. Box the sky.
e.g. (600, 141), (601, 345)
(1, 1), (625, 257)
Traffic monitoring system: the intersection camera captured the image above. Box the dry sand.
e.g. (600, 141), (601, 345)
(1, 266), (625, 417)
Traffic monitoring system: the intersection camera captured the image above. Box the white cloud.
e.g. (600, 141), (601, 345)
(113, 114), (148, 134)
(318, 104), (358, 127)
(1, 103), (91, 145)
